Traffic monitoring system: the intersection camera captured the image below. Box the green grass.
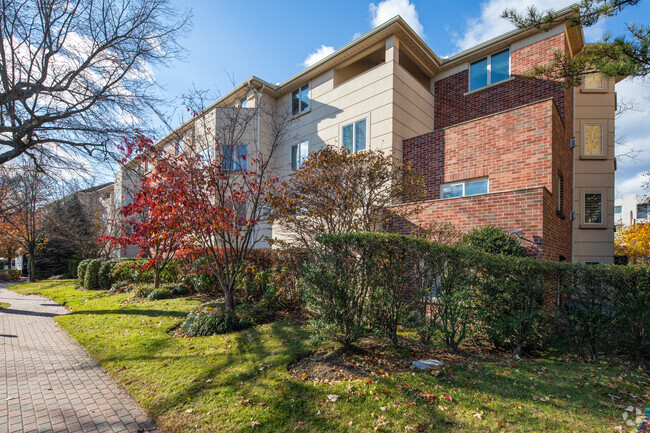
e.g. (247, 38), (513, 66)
(0, 302), (9, 309)
(8, 280), (650, 433)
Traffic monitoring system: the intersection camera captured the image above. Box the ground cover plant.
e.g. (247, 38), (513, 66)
(8, 280), (650, 433)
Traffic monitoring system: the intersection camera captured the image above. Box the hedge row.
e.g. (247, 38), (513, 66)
(304, 232), (650, 361)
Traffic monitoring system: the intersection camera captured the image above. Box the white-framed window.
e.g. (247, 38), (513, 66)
(175, 137), (184, 154)
(342, 119), (367, 153)
(441, 178), (488, 199)
(221, 144), (247, 171)
(291, 140), (308, 170)
(584, 124), (604, 156)
(469, 48), (510, 91)
(291, 84), (309, 115)
(584, 192), (603, 224)
(614, 205), (622, 214)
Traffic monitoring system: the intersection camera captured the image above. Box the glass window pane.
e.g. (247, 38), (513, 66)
(614, 205), (622, 214)
(299, 141), (309, 166)
(465, 179), (488, 196)
(222, 145), (233, 171)
(637, 204), (648, 219)
(469, 58), (488, 91)
(584, 72), (602, 89)
(300, 85), (309, 112)
(584, 124), (603, 155)
(491, 49), (509, 84)
(237, 145), (247, 171)
(441, 183), (463, 199)
(291, 145), (298, 170)
(342, 124), (353, 152)
(291, 90), (300, 115)
(355, 119), (366, 152)
(584, 193), (603, 224)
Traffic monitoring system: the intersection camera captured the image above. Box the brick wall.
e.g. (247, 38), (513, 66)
(399, 188), (546, 257)
(404, 99), (556, 201)
(434, 32), (568, 129)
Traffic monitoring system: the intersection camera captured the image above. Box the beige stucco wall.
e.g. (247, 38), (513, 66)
(572, 78), (617, 264)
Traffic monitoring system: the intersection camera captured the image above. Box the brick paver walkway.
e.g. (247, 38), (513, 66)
(0, 282), (159, 433)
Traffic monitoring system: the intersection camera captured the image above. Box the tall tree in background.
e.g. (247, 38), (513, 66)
(0, 0), (189, 171)
(0, 161), (50, 280)
(615, 222), (650, 263)
(503, 1), (648, 85)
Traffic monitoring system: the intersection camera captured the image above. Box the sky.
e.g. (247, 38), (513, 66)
(151, 0), (650, 197)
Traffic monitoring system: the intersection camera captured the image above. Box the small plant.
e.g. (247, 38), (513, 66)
(131, 284), (155, 298)
(181, 305), (255, 336)
(147, 287), (173, 300)
(84, 259), (103, 289)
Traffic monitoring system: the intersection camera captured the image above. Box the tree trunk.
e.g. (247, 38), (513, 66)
(28, 248), (35, 282)
(154, 267), (161, 289)
(224, 287), (235, 314)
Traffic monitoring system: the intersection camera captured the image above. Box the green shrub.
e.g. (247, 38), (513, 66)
(0, 270), (22, 281)
(131, 284), (155, 298)
(98, 260), (120, 289)
(147, 288), (173, 301)
(109, 259), (148, 284)
(67, 259), (81, 278)
(462, 225), (527, 257)
(84, 259), (103, 289)
(181, 304), (257, 336)
(77, 259), (92, 285)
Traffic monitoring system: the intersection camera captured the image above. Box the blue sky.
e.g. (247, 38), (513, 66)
(152, 0), (650, 197)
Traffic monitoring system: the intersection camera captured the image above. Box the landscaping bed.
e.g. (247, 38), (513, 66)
(6, 280), (650, 433)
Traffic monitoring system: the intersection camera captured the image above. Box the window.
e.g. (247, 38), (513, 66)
(638, 204), (648, 219)
(222, 144), (247, 171)
(198, 146), (211, 162)
(584, 72), (603, 89)
(441, 178), (488, 199)
(342, 119), (366, 153)
(175, 138), (184, 154)
(291, 141), (308, 170)
(291, 84), (309, 115)
(584, 124), (603, 156)
(469, 49), (510, 91)
(584, 193), (603, 224)
(614, 205), (622, 214)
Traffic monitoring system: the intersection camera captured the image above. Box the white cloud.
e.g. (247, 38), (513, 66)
(303, 45), (335, 67)
(453, 0), (573, 51)
(616, 171), (649, 197)
(369, 0), (424, 37)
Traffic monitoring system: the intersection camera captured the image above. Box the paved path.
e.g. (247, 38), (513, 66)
(0, 282), (159, 433)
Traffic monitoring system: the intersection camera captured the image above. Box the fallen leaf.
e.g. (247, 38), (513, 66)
(327, 394), (339, 402)
(444, 395), (453, 402)
(251, 420), (261, 427)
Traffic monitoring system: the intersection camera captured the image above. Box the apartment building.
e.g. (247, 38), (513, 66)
(615, 193), (649, 226)
(113, 8), (619, 263)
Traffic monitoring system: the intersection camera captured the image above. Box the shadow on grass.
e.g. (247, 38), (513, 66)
(69, 309), (187, 318)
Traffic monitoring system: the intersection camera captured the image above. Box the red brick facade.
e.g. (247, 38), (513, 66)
(400, 32), (573, 261)
(434, 32), (568, 129)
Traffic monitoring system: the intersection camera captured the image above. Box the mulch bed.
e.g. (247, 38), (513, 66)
(288, 335), (492, 383)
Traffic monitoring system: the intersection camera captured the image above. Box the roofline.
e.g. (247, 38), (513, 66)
(275, 16), (442, 91)
(441, 5), (580, 66)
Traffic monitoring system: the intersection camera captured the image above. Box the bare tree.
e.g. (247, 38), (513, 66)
(0, 0), (190, 171)
(0, 160), (51, 280)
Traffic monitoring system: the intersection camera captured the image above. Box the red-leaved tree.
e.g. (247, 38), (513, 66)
(100, 135), (186, 289)
(111, 96), (291, 312)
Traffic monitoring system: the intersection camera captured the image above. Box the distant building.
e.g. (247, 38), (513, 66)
(615, 193), (649, 226)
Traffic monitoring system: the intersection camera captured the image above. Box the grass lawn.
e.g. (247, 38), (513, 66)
(0, 302), (9, 309)
(8, 280), (649, 433)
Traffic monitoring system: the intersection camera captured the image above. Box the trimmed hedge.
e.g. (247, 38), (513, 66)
(77, 259), (92, 285)
(305, 232), (650, 361)
(84, 259), (103, 290)
(0, 269), (22, 281)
